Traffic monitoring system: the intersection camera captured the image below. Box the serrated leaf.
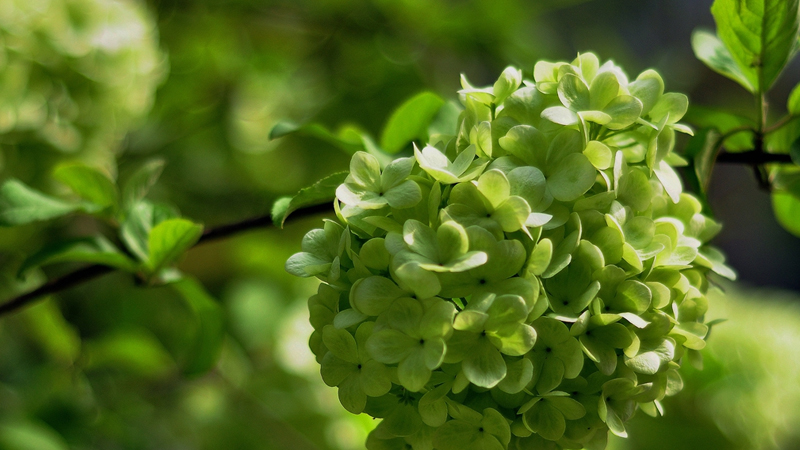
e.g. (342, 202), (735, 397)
(171, 277), (225, 375)
(18, 236), (139, 276)
(381, 91), (445, 154)
(0, 179), (88, 226)
(272, 172), (347, 227)
(711, 0), (800, 93)
(53, 164), (119, 211)
(146, 218), (203, 273)
(691, 29), (756, 92)
(122, 159), (165, 210)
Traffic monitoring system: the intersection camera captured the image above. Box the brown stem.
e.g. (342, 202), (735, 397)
(0, 202), (333, 317)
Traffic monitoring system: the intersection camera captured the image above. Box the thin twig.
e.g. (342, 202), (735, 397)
(716, 151), (793, 165)
(0, 202), (334, 317)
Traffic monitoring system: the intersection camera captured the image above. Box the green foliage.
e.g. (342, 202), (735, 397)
(381, 92), (446, 154)
(288, 54), (735, 450)
(2, 159), (203, 280)
(689, 0), (800, 236)
(0, 0), (166, 167)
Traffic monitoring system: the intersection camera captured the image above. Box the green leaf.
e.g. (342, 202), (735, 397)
(684, 105), (755, 152)
(685, 128), (723, 193)
(84, 329), (175, 379)
(145, 218), (203, 273)
(269, 121), (365, 155)
(171, 277), (225, 375)
(271, 172), (347, 227)
(53, 164), (119, 211)
(0, 421), (70, 450)
(691, 29), (756, 92)
(381, 91), (445, 154)
(18, 236), (139, 276)
(789, 82), (800, 115)
(121, 159), (165, 209)
(120, 201), (179, 262)
(711, 0), (800, 93)
(773, 188), (800, 237)
(0, 179), (86, 226)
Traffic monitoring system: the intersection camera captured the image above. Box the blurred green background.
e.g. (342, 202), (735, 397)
(1, 0), (800, 449)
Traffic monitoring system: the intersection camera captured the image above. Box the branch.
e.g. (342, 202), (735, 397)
(716, 150), (793, 165)
(0, 202), (334, 317)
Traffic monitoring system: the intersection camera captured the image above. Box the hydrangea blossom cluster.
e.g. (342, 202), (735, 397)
(287, 53), (734, 450)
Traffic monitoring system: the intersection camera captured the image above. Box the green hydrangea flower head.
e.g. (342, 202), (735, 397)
(288, 52), (734, 450)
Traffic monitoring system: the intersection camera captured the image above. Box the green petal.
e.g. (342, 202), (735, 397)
(437, 251), (488, 272)
(451, 144), (479, 177)
(548, 397), (586, 420)
(558, 74), (590, 111)
(398, 349), (433, 391)
(419, 299), (456, 338)
(649, 93), (688, 125)
(536, 357), (565, 394)
(360, 359), (393, 397)
(526, 238), (553, 277)
(589, 71), (620, 110)
(477, 170), (511, 208)
(497, 357), (534, 394)
(583, 141), (613, 170)
(624, 338), (675, 375)
(404, 219), (438, 260)
(366, 329), (417, 364)
(494, 324), (537, 356)
(349, 152), (382, 191)
(454, 311), (489, 333)
(524, 400), (566, 441)
(338, 374), (368, 414)
(508, 166), (548, 211)
(383, 403), (423, 437)
(437, 221), (470, 262)
(322, 325), (359, 364)
(603, 95), (643, 130)
(629, 69), (664, 115)
(541, 106), (578, 126)
(381, 156), (415, 191)
(498, 125), (547, 168)
(394, 263), (442, 299)
(384, 297), (424, 335)
(494, 66), (523, 104)
(580, 336), (617, 375)
(320, 352), (356, 386)
(580, 110), (612, 125)
(423, 338), (446, 369)
(352, 276), (406, 316)
(385, 180), (422, 209)
(285, 252), (331, 277)
(482, 408), (512, 447)
(433, 420), (482, 450)
(493, 196), (531, 232)
(485, 295), (529, 329)
(547, 153), (596, 202)
(463, 340), (507, 388)
(654, 160), (682, 204)
(419, 384), (450, 427)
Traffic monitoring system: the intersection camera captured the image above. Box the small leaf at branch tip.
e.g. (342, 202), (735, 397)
(272, 172), (347, 227)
